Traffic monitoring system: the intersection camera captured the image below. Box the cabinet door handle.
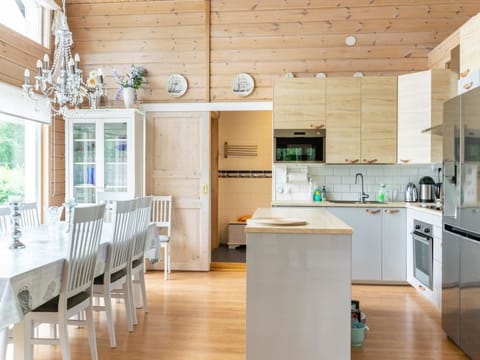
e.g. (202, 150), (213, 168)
(345, 158), (359, 164)
(385, 209), (399, 214)
(460, 69), (470, 78)
(399, 159), (410, 164)
(310, 124), (325, 129)
(363, 158), (378, 164)
(464, 81), (473, 90)
(365, 209), (380, 214)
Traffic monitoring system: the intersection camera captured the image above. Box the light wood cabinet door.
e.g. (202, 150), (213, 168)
(326, 78), (361, 163)
(397, 71), (432, 164)
(460, 13), (480, 77)
(398, 70), (452, 164)
(361, 77), (397, 164)
(273, 78), (326, 129)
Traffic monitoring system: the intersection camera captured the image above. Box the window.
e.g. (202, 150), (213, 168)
(0, 0), (51, 46)
(0, 114), (40, 204)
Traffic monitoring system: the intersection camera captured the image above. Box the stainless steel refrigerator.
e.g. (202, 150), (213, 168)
(443, 87), (480, 359)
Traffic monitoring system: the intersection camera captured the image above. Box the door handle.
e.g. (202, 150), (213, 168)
(345, 158), (359, 164)
(385, 209), (399, 214)
(365, 209), (380, 214)
(203, 184), (208, 194)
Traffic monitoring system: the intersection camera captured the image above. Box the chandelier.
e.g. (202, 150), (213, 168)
(22, 0), (104, 115)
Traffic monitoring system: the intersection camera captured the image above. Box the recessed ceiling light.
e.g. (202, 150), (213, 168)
(315, 72), (327, 78)
(353, 72), (364, 77)
(345, 35), (357, 46)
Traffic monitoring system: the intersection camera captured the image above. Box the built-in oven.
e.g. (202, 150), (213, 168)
(274, 129), (325, 163)
(413, 219), (434, 290)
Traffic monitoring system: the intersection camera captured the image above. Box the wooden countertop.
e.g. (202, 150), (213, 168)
(245, 207), (352, 235)
(271, 200), (442, 216)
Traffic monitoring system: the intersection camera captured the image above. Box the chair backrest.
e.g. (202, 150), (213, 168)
(63, 204), (105, 298)
(151, 196), (172, 237)
(97, 192), (134, 222)
(132, 196), (152, 262)
(108, 199), (136, 275)
(20, 202), (40, 230)
(0, 206), (10, 234)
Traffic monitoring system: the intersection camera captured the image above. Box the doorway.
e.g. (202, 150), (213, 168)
(210, 110), (273, 265)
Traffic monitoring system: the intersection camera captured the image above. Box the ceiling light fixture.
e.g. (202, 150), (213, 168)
(345, 35), (357, 46)
(22, 0), (104, 115)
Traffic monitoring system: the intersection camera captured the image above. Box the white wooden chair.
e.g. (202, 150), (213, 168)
(23, 204), (106, 360)
(0, 206), (10, 235)
(92, 199), (136, 348)
(130, 196), (152, 325)
(96, 191), (133, 223)
(0, 327), (7, 360)
(19, 202), (40, 230)
(151, 196), (173, 280)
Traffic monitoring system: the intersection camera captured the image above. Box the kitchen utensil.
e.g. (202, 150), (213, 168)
(419, 176), (435, 203)
(405, 183), (418, 202)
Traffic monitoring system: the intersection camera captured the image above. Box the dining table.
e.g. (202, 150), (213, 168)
(0, 221), (158, 359)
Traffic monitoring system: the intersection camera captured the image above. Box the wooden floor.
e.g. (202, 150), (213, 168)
(8, 271), (467, 359)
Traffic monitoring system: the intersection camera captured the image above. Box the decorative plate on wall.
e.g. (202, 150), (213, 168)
(232, 73), (255, 97)
(167, 73), (188, 97)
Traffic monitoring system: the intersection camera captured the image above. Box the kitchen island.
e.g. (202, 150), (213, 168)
(245, 207), (353, 360)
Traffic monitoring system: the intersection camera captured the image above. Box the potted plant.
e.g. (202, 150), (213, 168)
(113, 65), (146, 108)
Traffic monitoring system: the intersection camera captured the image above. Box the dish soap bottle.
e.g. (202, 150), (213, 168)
(321, 186), (327, 201)
(377, 184), (386, 202)
(313, 187), (321, 202)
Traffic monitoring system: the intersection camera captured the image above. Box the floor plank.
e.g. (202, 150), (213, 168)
(7, 271), (467, 359)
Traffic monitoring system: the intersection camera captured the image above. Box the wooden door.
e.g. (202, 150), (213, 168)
(326, 78), (361, 163)
(146, 111), (210, 271)
(273, 78), (326, 129)
(361, 76), (397, 164)
(460, 13), (480, 76)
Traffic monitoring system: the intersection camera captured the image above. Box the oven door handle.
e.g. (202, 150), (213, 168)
(411, 232), (432, 246)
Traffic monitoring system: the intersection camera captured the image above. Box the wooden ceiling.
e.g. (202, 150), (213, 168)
(65, 0), (480, 102)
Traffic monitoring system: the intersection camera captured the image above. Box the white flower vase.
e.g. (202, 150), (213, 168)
(123, 87), (135, 108)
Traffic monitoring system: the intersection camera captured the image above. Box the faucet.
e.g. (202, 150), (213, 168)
(355, 173), (369, 203)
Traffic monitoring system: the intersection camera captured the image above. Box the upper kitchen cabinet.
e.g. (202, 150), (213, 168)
(325, 77), (361, 163)
(398, 70), (452, 164)
(64, 109), (145, 204)
(273, 78), (326, 130)
(460, 13), (480, 78)
(326, 77), (397, 164)
(361, 77), (397, 164)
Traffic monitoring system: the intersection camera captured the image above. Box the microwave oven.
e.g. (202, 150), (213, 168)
(274, 129), (325, 162)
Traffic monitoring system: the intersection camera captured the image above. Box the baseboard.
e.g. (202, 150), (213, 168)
(210, 262), (246, 272)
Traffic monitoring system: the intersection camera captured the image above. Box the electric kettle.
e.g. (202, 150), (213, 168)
(405, 182), (418, 202)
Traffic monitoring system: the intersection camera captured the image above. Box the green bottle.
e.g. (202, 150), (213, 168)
(377, 184), (386, 202)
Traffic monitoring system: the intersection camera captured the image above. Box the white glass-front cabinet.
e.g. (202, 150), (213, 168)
(64, 109), (145, 204)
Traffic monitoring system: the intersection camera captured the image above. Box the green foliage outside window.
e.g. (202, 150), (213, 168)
(0, 121), (25, 203)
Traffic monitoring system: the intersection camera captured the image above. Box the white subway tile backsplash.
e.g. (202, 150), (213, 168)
(325, 176), (342, 184)
(333, 184), (351, 192)
(333, 167), (351, 176)
(366, 167), (385, 176)
(273, 164), (435, 201)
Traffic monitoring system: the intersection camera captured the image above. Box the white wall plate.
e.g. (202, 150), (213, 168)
(232, 73), (255, 97)
(167, 73), (188, 97)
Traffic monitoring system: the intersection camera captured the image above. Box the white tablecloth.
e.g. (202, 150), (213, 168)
(0, 222), (157, 331)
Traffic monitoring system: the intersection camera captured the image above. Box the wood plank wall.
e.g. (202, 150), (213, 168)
(66, 0), (480, 103)
(67, 0), (209, 103)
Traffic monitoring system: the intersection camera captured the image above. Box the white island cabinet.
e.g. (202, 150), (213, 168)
(64, 109), (145, 204)
(246, 207), (352, 360)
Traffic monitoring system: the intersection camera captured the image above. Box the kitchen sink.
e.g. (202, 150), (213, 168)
(328, 200), (387, 204)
